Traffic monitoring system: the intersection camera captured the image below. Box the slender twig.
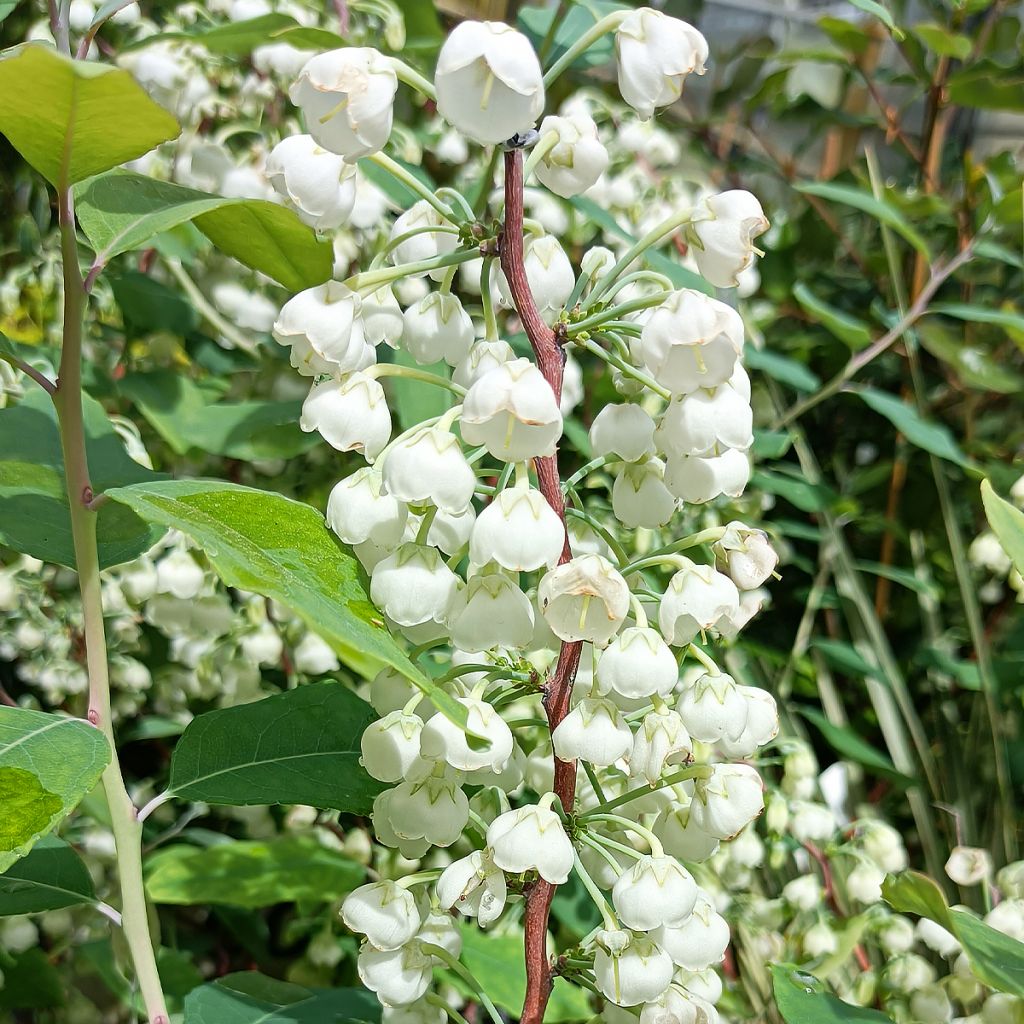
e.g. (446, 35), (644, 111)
(0, 351), (57, 395)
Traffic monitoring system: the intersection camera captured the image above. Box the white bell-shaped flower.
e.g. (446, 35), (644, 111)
(690, 763), (764, 840)
(454, 339), (515, 389)
(676, 671), (748, 744)
(156, 548), (204, 600)
(486, 794), (574, 884)
(597, 626), (678, 700)
(435, 21), (544, 145)
(846, 861), (886, 904)
(370, 543), (459, 628)
(461, 358), (563, 463)
(589, 403), (656, 463)
(594, 930), (675, 1007)
(497, 235), (575, 325)
(290, 48), (397, 160)
(266, 134), (357, 231)
(640, 986), (714, 1024)
(716, 685), (779, 758)
(470, 484), (565, 571)
(538, 554), (630, 645)
(436, 849), (507, 927)
(713, 522), (778, 591)
(357, 941), (433, 1008)
(327, 468), (408, 546)
(273, 281), (366, 377)
(690, 190), (770, 289)
(630, 708), (693, 785)
(448, 573), (535, 653)
(371, 789), (431, 859)
(658, 558), (740, 646)
(382, 997), (447, 1024)
(389, 200), (459, 280)
(420, 694), (514, 772)
(387, 769), (470, 847)
(655, 379), (753, 459)
(639, 290), (744, 395)
(664, 448), (751, 504)
(612, 855), (698, 930)
(612, 458), (678, 529)
(341, 880), (420, 950)
(360, 710), (425, 783)
(653, 804), (720, 862)
(551, 696), (632, 766)
(381, 426), (476, 514)
(534, 112), (609, 198)
(300, 372), (392, 460)
(425, 505), (476, 556)
(615, 9), (708, 120)
(362, 286), (404, 348)
(292, 632), (339, 675)
(402, 292), (475, 366)
(653, 892), (730, 970)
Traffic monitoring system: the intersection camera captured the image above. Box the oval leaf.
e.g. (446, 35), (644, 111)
(858, 387), (972, 469)
(772, 964), (893, 1023)
(981, 479), (1024, 575)
(0, 835), (96, 915)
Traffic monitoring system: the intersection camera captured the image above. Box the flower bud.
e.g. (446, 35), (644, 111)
(653, 891), (730, 970)
(658, 558), (740, 647)
(640, 987), (713, 1024)
(156, 548), (205, 600)
(496, 235), (575, 326)
(615, 9), (708, 120)
(589, 403), (657, 463)
(370, 543), (460, 629)
(909, 984), (953, 1024)
(945, 845), (993, 887)
(387, 771), (470, 847)
(420, 695), (513, 774)
(630, 708), (692, 785)
(436, 849), (507, 927)
(597, 626), (678, 700)
(382, 426), (476, 514)
(402, 292), (474, 366)
(534, 112), (609, 198)
(713, 522), (778, 591)
(435, 21), (544, 145)
(487, 795), (574, 884)
(361, 286), (404, 349)
(690, 190), (770, 289)
(552, 696), (632, 766)
(653, 804), (720, 862)
(388, 200), (459, 280)
(341, 880), (420, 950)
(612, 458), (678, 529)
(360, 710), (424, 783)
(274, 282), (368, 377)
(782, 874), (821, 912)
(454, 339), (516, 389)
(716, 684), (779, 758)
(581, 245), (615, 278)
(656, 377), (753, 459)
(846, 862), (885, 904)
(538, 554), (630, 645)
(803, 920), (838, 958)
(676, 671), (747, 744)
(292, 632), (339, 675)
(690, 763), (764, 840)
(300, 372), (392, 460)
(788, 801), (836, 844)
(612, 855), (698, 930)
(266, 134), (357, 231)
(470, 484), (565, 572)
(327, 468), (408, 547)
(461, 358), (563, 463)
(594, 931), (674, 1007)
(291, 48), (397, 160)
(357, 941), (433, 1008)
(664, 448), (751, 504)
(448, 573), (535, 654)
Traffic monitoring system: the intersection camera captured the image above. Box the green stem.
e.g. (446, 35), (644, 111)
(574, 336), (671, 400)
(686, 643), (721, 676)
(564, 506), (630, 566)
(542, 10), (628, 87)
(346, 247), (479, 292)
(582, 764), (712, 815)
(562, 455), (614, 492)
(366, 151), (454, 221)
(576, 830), (622, 873)
(436, 186), (476, 223)
(381, 222), (461, 260)
(522, 130), (560, 182)
(571, 852), (618, 929)
(582, 813), (663, 857)
(386, 56), (438, 101)
(622, 529), (728, 575)
(581, 760), (608, 806)
(368, 362), (467, 396)
(480, 257), (499, 340)
(54, 184), (169, 1024)
(419, 943), (503, 1024)
(164, 260), (257, 354)
(572, 291), (673, 333)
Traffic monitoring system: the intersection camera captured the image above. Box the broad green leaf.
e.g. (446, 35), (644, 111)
(928, 301), (1024, 338)
(0, 44), (179, 186)
(111, 271), (199, 335)
(817, 16), (874, 55)
(386, 348), (452, 432)
(752, 429), (794, 460)
(0, 388), (166, 570)
(792, 282), (871, 349)
(104, 479), (468, 730)
(0, 707), (110, 871)
(744, 345), (821, 392)
(119, 372), (315, 461)
(0, 948), (64, 1011)
(771, 964), (893, 1023)
(751, 469), (835, 513)
(793, 705), (911, 787)
(184, 973), (380, 1024)
(167, 682), (383, 814)
(918, 321), (1023, 395)
(518, 2), (629, 69)
(855, 560), (940, 599)
(128, 14), (343, 55)
(0, 835), (96, 915)
(912, 22), (971, 59)
(445, 924), (592, 1022)
(848, 0), (903, 38)
(795, 181), (931, 258)
(858, 388), (972, 469)
(981, 480), (1024, 575)
(145, 835), (364, 908)
(76, 171), (332, 292)
(881, 871), (954, 929)
(948, 66), (1024, 112)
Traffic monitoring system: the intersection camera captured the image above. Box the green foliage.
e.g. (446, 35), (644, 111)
(76, 171), (333, 291)
(0, 835), (95, 914)
(857, 388), (973, 470)
(167, 681), (383, 814)
(0, 707), (110, 871)
(145, 834), (365, 908)
(771, 965), (892, 1022)
(0, 948), (65, 1012)
(0, 43), (179, 186)
(0, 388), (166, 569)
(981, 479), (1024, 575)
(793, 705), (910, 786)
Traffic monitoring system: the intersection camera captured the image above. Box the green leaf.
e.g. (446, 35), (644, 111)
(817, 16), (874, 55)
(145, 835), (364, 908)
(0, 707), (110, 871)
(917, 321), (1023, 395)
(744, 345), (821, 392)
(847, 0), (903, 38)
(881, 871), (954, 929)
(0, 44), (179, 186)
(792, 282), (872, 349)
(75, 171), (333, 291)
(981, 479), (1024, 575)
(446, 925), (592, 1022)
(0, 388), (166, 570)
(0, 0), (20, 25)
(167, 681), (383, 814)
(752, 429), (794, 460)
(104, 479), (468, 730)
(128, 14), (343, 55)
(751, 469), (835, 513)
(795, 181), (931, 258)
(119, 372), (315, 461)
(386, 348), (453, 432)
(811, 638), (880, 680)
(948, 66), (1024, 112)
(928, 301), (1024, 337)
(912, 22), (971, 59)
(0, 948), (65, 1011)
(0, 835), (96, 915)
(772, 964), (893, 1023)
(184, 973), (380, 1024)
(858, 388), (972, 469)
(111, 271), (199, 335)
(793, 705), (911, 786)
(518, 2), (629, 69)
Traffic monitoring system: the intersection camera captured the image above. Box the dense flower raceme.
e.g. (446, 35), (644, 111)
(254, 11), (782, 1019)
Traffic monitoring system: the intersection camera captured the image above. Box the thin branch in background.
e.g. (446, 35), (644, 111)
(0, 351), (57, 395)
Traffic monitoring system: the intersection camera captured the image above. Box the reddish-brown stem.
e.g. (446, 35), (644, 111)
(501, 146), (582, 1024)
